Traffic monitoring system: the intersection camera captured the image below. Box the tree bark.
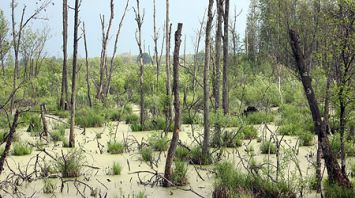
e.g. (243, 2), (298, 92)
(0, 110), (20, 175)
(134, 0), (145, 130)
(40, 103), (48, 138)
(222, 0), (229, 115)
(82, 23), (92, 108)
(69, 0), (80, 148)
(213, 0), (223, 147)
(288, 29), (351, 187)
(163, 23), (183, 187)
(153, 0), (160, 85)
(202, 0), (214, 162)
(165, 0), (173, 134)
(60, 0), (69, 110)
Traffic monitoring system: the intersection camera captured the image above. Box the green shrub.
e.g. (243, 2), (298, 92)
(330, 133), (355, 157)
(12, 142), (32, 156)
(53, 110), (70, 118)
(213, 162), (296, 198)
(125, 114), (139, 125)
(260, 141), (277, 154)
(175, 146), (190, 161)
(148, 133), (168, 151)
(26, 115), (42, 136)
(307, 175), (318, 191)
(43, 179), (56, 194)
(298, 132), (314, 146)
(323, 179), (354, 198)
(351, 163), (355, 177)
(51, 127), (65, 142)
(137, 191), (146, 198)
(131, 123), (143, 131)
(107, 141), (125, 154)
(62, 138), (70, 148)
(140, 147), (153, 162)
(75, 108), (105, 128)
(54, 149), (85, 178)
(189, 146), (212, 165)
(221, 131), (243, 147)
(112, 162), (122, 175)
(172, 161), (188, 186)
(246, 112), (274, 125)
(241, 126), (258, 140)
(278, 124), (299, 136)
(182, 112), (199, 124)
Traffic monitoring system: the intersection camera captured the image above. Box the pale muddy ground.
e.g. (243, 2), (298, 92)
(0, 110), (354, 198)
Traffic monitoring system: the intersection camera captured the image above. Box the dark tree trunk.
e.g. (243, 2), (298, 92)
(60, 0), (69, 110)
(222, 0), (229, 115)
(40, 103), (49, 138)
(82, 23), (92, 108)
(163, 23), (182, 187)
(202, 0), (214, 162)
(69, 0), (80, 148)
(288, 29), (351, 188)
(0, 110), (20, 175)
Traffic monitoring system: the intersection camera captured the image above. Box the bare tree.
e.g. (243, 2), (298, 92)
(165, 0), (173, 133)
(82, 22), (92, 107)
(0, 10), (10, 76)
(10, 0), (51, 111)
(69, 0), (80, 148)
(213, 0), (224, 146)
(202, 0), (214, 163)
(105, 0), (130, 97)
(153, 0), (160, 84)
(97, 0), (115, 100)
(133, 0), (145, 130)
(222, 0), (230, 115)
(288, 29), (351, 187)
(163, 23), (183, 187)
(60, 0), (69, 110)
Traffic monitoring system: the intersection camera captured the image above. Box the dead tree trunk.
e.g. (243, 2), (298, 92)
(213, 0), (223, 147)
(163, 23), (183, 187)
(40, 103), (48, 137)
(134, 0), (145, 130)
(288, 29), (351, 188)
(153, 0), (160, 85)
(0, 110), (20, 175)
(82, 23), (92, 108)
(105, 0), (130, 97)
(222, 0), (229, 115)
(69, 0), (80, 148)
(60, 0), (69, 110)
(202, 0), (214, 163)
(97, 0), (115, 100)
(165, 0), (173, 134)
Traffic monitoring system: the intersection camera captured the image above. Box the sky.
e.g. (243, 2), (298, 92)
(0, 0), (250, 57)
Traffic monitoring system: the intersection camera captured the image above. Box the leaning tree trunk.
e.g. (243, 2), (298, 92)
(82, 23), (92, 108)
(163, 23), (183, 187)
(288, 29), (351, 188)
(60, 0), (69, 110)
(202, 0), (214, 163)
(222, 0), (229, 115)
(0, 110), (20, 175)
(69, 0), (80, 148)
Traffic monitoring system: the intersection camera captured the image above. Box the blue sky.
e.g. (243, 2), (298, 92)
(0, 0), (250, 57)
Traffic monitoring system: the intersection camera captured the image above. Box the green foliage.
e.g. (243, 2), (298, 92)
(241, 126), (258, 140)
(54, 149), (85, 178)
(330, 133), (355, 157)
(323, 179), (354, 198)
(245, 112), (274, 125)
(221, 131), (243, 148)
(131, 123), (143, 131)
(112, 162), (122, 175)
(298, 132), (314, 146)
(174, 146), (190, 161)
(213, 162), (296, 198)
(260, 141), (277, 154)
(182, 111), (199, 124)
(75, 108), (105, 128)
(125, 114), (139, 125)
(172, 161), (188, 186)
(26, 115), (42, 136)
(277, 104), (313, 136)
(43, 179), (56, 194)
(351, 163), (355, 177)
(51, 126), (65, 142)
(12, 142), (32, 156)
(107, 141), (125, 154)
(136, 191), (146, 198)
(140, 147), (153, 162)
(189, 146), (212, 165)
(148, 133), (168, 151)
